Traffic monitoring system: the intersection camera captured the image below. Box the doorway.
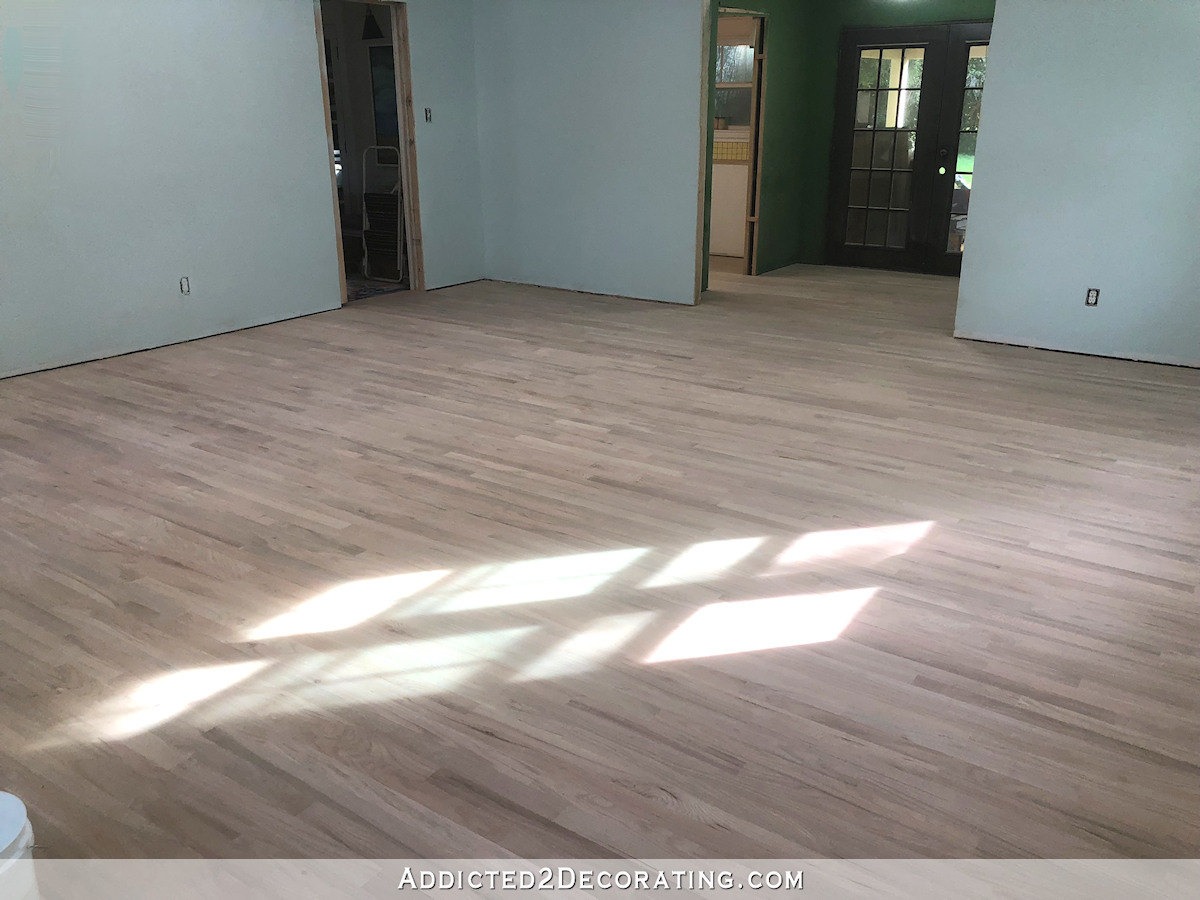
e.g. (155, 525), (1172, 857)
(316, 0), (424, 303)
(827, 23), (991, 276)
(707, 11), (767, 277)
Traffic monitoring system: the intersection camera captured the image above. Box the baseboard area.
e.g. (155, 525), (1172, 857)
(953, 330), (1199, 369)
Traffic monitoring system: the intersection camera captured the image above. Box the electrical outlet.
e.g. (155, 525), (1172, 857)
(425, 107), (432, 123)
(1085, 288), (1099, 306)
(180, 277), (191, 296)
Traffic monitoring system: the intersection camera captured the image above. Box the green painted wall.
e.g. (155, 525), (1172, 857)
(731, 0), (996, 274)
(736, 0), (827, 275)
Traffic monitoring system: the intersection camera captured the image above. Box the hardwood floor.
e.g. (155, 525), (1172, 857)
(1, 266), (1197, 858)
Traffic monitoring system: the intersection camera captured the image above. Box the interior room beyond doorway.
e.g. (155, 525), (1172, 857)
(319, 0), (417, 301)
(708, 12), (766, 277)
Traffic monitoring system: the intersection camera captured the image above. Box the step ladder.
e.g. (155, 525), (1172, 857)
(361, 145), (408, 286)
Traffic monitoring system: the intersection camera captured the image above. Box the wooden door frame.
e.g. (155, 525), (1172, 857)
(698, 6), (770, 291)
(313, 0), (425, 306)
(313, 1), (348, 306)
(388, 1), (425, 292)
(742, 13), (768, 275)
(693, 0), (715, 303)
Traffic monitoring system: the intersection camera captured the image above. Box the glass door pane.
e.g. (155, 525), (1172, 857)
(714, 18), (756, 132)
(844, 45), (924, 250)
(948, 44), (988, 254)
(828, 22), (988, 274)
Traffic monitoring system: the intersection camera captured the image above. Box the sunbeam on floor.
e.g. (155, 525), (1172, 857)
(38, 522), (932, 747)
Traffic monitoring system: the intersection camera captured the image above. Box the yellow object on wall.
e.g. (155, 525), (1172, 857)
(713, 141), (751, 162)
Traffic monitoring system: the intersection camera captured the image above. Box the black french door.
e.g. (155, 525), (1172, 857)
(827, 23), (991, 276)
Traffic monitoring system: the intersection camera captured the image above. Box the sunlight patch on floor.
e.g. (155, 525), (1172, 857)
(416, 548), (649, 614)
(642, 537), (765, 588)
(515, 612), (656, 682)
(47, 522), (934, 745)
(769, 521), (933, 573)
(644, 589), (877, 663)
(246, 570), (451, 640)
(216, 627), (537, 720)
(74, 660), (270, 742)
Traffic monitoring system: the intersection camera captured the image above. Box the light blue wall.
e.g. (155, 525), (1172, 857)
(0, 0), (343, 379)
(333, 0), (707, 301)
(406, 0), (485, 288)
(474, 0), (706, 305)
(1, 0), (708, 380)
(956, 0), (1200, 367)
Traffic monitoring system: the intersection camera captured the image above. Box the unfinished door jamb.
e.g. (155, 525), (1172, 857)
(388, 1), (425, 292)
(700, 7), (769, 290)
(313, 0), (349, 306)
(745, 14), (767, 275)
(694, 0), (716, 303)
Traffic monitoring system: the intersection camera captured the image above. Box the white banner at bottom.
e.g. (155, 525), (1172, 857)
(12, 859), (1199, 900)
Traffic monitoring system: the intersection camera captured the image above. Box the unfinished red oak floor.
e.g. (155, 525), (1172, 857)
(1, 266), (1197, 857)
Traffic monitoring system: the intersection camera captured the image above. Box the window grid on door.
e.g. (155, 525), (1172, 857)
(948, 44), (987, 253)
(845, 46), (924, 249)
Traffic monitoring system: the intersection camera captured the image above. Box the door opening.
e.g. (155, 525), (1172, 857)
(315, 0), (424, 304)
(827, 22), (991, 276)
(707, 11), (767, 278)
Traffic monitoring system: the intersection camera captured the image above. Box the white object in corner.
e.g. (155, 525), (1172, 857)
(0, 793), (37, 900)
